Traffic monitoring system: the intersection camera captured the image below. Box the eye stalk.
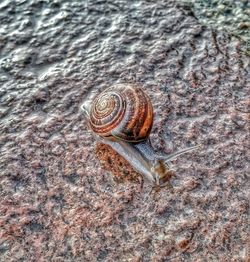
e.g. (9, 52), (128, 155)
(81, 84), (198, 187)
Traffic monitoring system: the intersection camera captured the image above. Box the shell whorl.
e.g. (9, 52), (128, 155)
(89, 84), (153, 142)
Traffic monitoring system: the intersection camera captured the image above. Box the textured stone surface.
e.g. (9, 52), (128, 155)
(186, 0), (250, 54)
(0, 0), (249, 261)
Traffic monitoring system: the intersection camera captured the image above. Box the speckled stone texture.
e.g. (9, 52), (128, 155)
(0, 0), (249, 261)
(187, 0), (250, 54)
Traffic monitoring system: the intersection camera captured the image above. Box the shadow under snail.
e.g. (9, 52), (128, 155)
(81, 84), (198, 187)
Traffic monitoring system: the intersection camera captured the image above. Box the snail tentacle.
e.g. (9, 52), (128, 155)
(134, 139), (198, 163)
(159, 145), (199, 163)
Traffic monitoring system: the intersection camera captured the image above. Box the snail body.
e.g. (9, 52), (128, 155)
(82, 84), (197, 186)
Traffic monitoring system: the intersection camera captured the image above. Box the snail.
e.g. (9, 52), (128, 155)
(81, 84), (198, 186)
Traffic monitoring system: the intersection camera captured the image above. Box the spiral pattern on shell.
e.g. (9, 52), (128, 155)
(89, 84), (153, 142)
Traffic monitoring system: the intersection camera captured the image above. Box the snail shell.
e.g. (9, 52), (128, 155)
(89, 84), (153, 142)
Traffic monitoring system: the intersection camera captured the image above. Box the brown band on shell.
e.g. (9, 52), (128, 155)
(138, 91), (153, 139)
(112, 86), (153, 142)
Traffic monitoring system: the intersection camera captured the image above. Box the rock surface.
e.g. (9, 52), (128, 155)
(187, 0), (250, 54)
(0, 0), (249, 261)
